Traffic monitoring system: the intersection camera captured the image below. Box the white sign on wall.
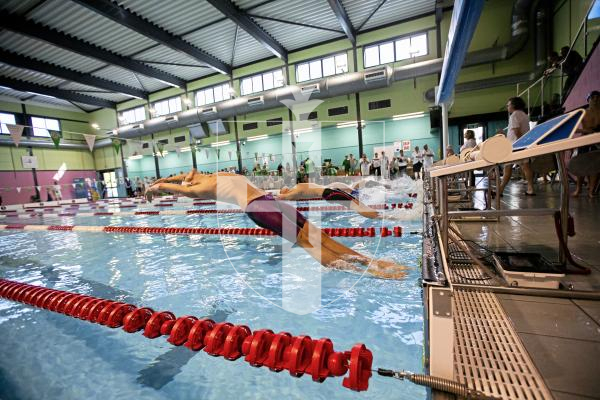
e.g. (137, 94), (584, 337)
(21, 155), (38, 169)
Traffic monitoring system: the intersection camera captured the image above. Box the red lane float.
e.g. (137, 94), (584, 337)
(0, 279), (373, 391)
(0, 224), (404, 238)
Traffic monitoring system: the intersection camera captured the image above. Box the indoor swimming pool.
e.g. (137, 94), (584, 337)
(0, 183), (425, 399)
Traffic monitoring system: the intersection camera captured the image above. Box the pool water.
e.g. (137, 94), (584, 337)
(0, 181), (426, 400)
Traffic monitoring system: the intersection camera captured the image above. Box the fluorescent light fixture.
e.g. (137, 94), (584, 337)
(180, 146), (191, 152)
(91, 123), (100, 130)
(392, 111), (425, 121)
(183, 98), (192, 105)
(157, 79), (181, 89)
(153, 151), (168, 156)
(293, 127), (313, 134)
(128, 155), (143, 160)
(336, 120), (365, 129)
(247, 134), (268, 142)
(210, 140), (230, 147)
(28, 91), (57, 99)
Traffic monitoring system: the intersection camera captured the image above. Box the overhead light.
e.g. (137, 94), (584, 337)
(336, 120), (365, 129)
(157, 79), (181, 89)
(128, 155), (143, 160)
(247, 134), (268, 142)
(154, 151), (168, 156)
(28, 91), (57, 99)
(180, 146), (191, 152)
(91, 123), (100, 130)
(293, 127), (313, 134)
(210, 140), (230, 147)
(392, 112), (425, 121)
(183, 97), (192, 105)
(148, 108), (157, 115)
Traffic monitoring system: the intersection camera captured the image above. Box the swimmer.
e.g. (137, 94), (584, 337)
(278, 182), (380, 219)
(147, 169), (407, 279)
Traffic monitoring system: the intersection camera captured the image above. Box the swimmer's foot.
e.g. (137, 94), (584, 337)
(368, 259), (409, 280)
(350, 201), (380, 219)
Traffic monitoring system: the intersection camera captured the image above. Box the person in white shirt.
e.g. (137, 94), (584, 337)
(52, 180), (62, 201)
(412, 146), (423, 180)
(381, 151), (390, 179)
(498, 96), (535, 196)
(359, 154), (371, 176)
(422, 144), (434, 171)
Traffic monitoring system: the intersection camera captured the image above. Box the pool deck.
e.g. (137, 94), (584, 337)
(447, 181), (600, 400)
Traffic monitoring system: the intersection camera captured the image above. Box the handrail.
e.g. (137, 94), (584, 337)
(516, 1), (598, 112)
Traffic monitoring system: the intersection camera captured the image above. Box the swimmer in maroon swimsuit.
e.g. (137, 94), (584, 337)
(147, 170), (407, 279)
(278, 183), (381, 219)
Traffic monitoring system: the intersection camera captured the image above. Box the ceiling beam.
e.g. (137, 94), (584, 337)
(71, 0), (231, 75)
(247, 14), (345, 34)
(0, 76), (116, 108)
(0, 49), (148, 100)
(0, 12), (186, 88)
(205, 0), (287, 61)
(327, 0), (356, 45)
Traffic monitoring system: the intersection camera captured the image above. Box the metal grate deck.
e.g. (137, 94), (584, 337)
(453, 290), (553, 400)
(447, 242), (502, 286)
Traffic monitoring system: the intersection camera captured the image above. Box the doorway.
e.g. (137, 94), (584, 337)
(101, 170), (119, 198)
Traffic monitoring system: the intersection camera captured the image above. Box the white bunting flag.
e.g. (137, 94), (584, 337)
(72, 183), (77, 188)
(36, 186), (41, 192)
(83, 134), (96, 152)
(228, 150), (232, 160)
(175, 146), (181, 155)
(16, 187), (21, 193)
(7, 124), (24, 147)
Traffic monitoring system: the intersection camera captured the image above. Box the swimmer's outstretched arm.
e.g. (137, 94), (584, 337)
(147, 182), (197, 197)
(152, 173), (189, 185)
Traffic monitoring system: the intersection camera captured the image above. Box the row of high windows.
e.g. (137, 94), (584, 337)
(118, 32), (429, 125)
(0, 113), (60, 137)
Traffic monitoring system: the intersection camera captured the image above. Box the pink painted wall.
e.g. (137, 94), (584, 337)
(564, 43), (600, 112)
(0, 170), (96, 205)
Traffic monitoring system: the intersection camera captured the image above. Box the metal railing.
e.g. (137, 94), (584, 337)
(517, 1), (599, 116)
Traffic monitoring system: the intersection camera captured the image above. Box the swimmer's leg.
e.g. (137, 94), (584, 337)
(296, 221), (408, 279)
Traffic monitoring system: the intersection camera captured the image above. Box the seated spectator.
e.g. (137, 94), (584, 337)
(572, 90), (600, 197)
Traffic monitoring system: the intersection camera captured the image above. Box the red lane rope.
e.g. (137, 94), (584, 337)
(0, 279), (372, 391)
(1, 224), (404, 237)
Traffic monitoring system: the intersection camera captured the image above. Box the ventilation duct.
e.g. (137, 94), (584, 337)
(114, 0), (536, 140)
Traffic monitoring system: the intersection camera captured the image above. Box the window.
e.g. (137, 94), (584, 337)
(174, 135), (186, 143)
(157, 139), (169, 145)
(328, 106), (348, 116)
(243, 122), (258, 130)
(31, 116), (59, 137)
(0, 112), (16, 134)
(153, 96), (182, 116)
(240, 69), (284, 96)
(364, 32), (428, 67)
(368, 99), (391, 110)
(266, 117), (283, 126)
(119, 106), (145, 125)
(296, 53), (348, 83)
(196, 83), (231, 107)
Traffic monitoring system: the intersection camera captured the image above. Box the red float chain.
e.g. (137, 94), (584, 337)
(0, 279), (373, 391)
(1, 224), (403, 238)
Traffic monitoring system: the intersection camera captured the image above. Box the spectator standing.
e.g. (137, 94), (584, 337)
(372, 153), (381, 176)
(422, 144), (434, 171)
(349, 154), (357, 175)
(359, 154), (370, 176)
(381, 151), (390, 179)
(342, 155), (351, 176)
(560, 46), (583, 95)
(412, 146), (423, 180)
(53, 180), (62, 201)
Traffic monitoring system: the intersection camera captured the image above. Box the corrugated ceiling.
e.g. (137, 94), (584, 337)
(0, 0), (438, 112)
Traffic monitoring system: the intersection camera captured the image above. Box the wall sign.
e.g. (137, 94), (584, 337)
(21, 155), (38, 169)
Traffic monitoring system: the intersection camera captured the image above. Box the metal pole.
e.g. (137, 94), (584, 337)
(556, 151), (569, 264)
(441, 102), (449, 157)
(541, 77), (545, 116)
